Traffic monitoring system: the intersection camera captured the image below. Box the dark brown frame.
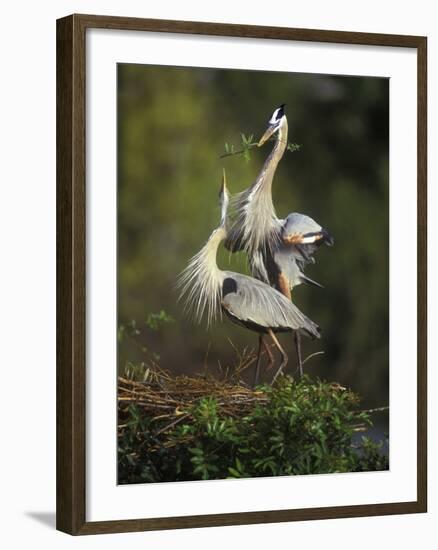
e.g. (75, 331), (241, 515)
(57, 13), (427, 535)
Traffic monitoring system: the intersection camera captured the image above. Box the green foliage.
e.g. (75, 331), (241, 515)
(354, 436), (389, 472)
(146, 309), (175, 330)
(287, 142), (301, 153)
(221, 132), (301, 162)
(118, 376), (388, 484)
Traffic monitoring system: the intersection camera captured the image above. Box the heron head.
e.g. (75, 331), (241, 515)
(219, 168), (230, 226)
(258, 104), (286, 147)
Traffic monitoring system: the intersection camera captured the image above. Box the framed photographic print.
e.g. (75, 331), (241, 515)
(56, 14), (427, 535)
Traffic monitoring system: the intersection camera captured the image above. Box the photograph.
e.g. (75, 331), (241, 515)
(116, 62), (390, 484)
(0, 0), (431, 544)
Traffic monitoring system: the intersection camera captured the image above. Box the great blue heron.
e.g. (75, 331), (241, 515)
(178, 172), (321, 383)
(225, 104), (333, 377)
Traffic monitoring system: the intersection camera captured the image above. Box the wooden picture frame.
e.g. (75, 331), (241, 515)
(56, 13), (427, 535)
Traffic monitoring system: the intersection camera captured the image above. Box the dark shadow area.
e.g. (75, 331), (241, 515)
(25, 511), (56, 529)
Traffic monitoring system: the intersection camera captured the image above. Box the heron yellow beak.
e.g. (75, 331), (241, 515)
(220, 168), (227, 194)
(257, 124), (278, 147)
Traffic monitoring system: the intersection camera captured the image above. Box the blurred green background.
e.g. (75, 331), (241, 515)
(117, 63), (389, 412)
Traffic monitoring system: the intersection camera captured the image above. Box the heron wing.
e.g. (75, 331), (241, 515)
(281, 213), (334, 264)
(283, 213), (322, 236)
(221, 272), (321, 338)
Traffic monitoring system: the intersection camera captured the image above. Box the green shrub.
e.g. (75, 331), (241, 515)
(118, 375), (388, 484)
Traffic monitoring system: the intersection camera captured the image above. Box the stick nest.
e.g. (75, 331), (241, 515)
(118, 364), (269, 436)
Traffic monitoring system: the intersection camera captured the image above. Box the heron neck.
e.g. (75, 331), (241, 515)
(258, 117), (288, 192)
(243, 118), (287, 249)
(205, 225), (227, 277)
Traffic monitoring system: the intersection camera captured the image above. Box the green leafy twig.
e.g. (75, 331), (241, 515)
(286, 142), (301, 153)
(220, 132), (301, 161)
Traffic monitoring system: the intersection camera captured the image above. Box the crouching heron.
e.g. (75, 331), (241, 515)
(178, 172), (321, 384)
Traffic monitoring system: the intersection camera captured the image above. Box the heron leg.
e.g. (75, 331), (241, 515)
(268, 329), (288, 384)
(295, 331), (303, 377)
(262, 337), (275, 370)
(253, 335), (263, 387)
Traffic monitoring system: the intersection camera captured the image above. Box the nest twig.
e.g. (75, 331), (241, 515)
(118, 363), (269, 439)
